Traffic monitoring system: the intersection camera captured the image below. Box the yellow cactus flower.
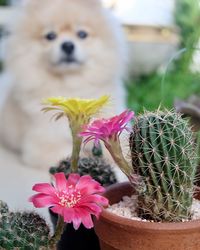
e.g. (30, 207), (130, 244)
(42, 95), (109, 172)
(42, 95), (109, 122)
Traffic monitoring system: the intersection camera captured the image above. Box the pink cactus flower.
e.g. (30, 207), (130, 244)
(80, 110), (134, 145)
(80, 110), (135, 177)
(29, 173), (108, 230)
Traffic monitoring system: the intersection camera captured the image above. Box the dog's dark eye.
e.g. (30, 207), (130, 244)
(45, 32), (57, 41)
(77, 30), (88, 39)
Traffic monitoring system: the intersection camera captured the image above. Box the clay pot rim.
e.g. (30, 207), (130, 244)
(100, 182), (200, 232)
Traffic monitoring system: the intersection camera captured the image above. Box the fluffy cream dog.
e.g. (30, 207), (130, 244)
(0, 0), (126, 169)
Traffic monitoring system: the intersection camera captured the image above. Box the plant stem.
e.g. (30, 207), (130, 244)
(105, 138), (143, 190)
(49, 215), (65, 249)
(71, 136), (82, 172)
(105, 138), (132, 177)
(70, 124), (82, 172)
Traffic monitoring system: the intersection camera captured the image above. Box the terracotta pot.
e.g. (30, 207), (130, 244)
(94, 182), (200, 250)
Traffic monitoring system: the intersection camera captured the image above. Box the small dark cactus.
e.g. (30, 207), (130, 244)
(0, 210), (50, 249)
(50, 146), (117, 187)
(50, 157), (117, 186)
(130, 109), (198, 222)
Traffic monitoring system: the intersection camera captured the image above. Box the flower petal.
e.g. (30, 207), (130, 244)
(63, 208), (74, 222)
(79, 203), (102, 217)
(78, 209), (94, 229)
(67, 174), (80, 186)
(54, 173), (67, 192)
(79, 194), (109, 207)
(32, 183), (55, 195)
(76, 176), (105, 195)
(62, 207), (82, 230)
(71, 209), (82, 230)
(29, 194), (57, 208)
(50, 205), (65, 217)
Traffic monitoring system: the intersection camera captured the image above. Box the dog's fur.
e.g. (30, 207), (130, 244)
(0, 0), (126, 169)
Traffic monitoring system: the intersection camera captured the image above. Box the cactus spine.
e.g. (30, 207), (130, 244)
(0, 202), (50, 250)
(130, 110), (198, 222)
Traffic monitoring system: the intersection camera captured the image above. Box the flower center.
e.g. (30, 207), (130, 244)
(57, 186), (82, 208)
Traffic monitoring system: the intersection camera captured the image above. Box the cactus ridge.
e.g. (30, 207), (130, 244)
(0, 211), (50, 249)
(130, 109), (198, 222)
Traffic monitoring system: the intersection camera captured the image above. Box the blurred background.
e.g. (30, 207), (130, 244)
(0, 0), (200, 222)
(1, 0), (200, 114)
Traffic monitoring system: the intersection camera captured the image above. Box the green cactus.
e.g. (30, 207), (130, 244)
(0, 211), (50, 249)
(130, 109), (198, 222)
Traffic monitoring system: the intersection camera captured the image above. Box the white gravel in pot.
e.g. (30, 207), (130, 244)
(107, 195), (200, 222)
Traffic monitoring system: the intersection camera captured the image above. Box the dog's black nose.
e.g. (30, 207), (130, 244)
(61, 42), (75, 55)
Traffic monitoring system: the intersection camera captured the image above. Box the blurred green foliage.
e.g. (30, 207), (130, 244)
(175, 0), (200, 71)
(127, 72), (200, 114)
(0, 0), (7, 5)
(126, 0), (200, 114)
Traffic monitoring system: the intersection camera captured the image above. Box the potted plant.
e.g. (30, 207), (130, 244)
(79, 109), (200, 250)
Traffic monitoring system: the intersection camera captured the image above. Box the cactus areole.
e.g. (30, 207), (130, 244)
(130, 110), (198, 222)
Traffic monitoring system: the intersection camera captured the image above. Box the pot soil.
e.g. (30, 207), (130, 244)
(94, 182), (200, 250)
